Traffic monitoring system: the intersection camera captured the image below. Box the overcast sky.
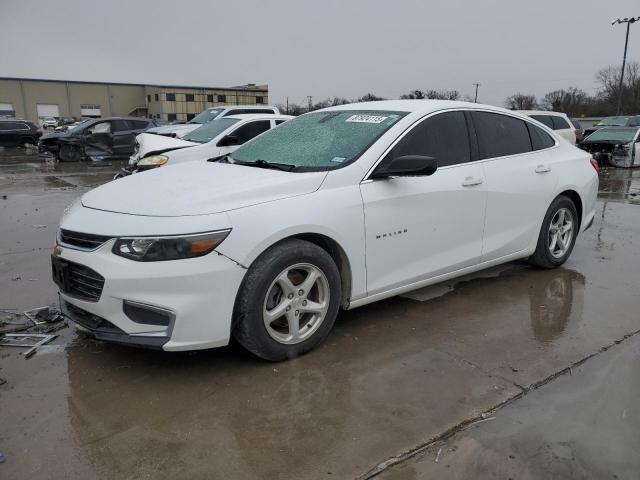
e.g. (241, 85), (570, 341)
(1, 0), (638, 107)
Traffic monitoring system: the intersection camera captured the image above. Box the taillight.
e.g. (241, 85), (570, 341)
(590, 158), (600, 173)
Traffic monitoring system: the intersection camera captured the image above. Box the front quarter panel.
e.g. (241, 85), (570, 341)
(217, 172), (367, 303)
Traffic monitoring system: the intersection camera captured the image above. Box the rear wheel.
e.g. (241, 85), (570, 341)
(528, 196), (578, 268)
(58, 144), (82, 162)
(233, 239), (341, 361)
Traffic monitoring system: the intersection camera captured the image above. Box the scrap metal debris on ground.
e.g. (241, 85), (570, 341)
(0, 306), (67, 358)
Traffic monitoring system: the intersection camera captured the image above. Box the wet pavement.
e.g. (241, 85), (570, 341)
(1, 149), (640, 479)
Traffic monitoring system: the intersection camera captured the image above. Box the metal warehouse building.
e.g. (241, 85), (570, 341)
(0, 77), (269, 124)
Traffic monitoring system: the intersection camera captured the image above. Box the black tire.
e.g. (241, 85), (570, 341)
(233, 239), (342, 361)
(58, 144), (82, 162)
(528, 195), (578, 269)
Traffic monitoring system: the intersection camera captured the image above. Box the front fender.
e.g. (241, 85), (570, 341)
(218, 187), (367, 302)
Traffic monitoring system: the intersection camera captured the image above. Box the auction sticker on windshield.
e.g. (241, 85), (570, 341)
(346, 114), (389, 124)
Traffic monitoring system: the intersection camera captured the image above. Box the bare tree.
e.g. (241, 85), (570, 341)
(400, 89), (459, 100)
(541, 87), (591, 116)
(505, 93), (538, 110)
(357, 93), (386, 102)
(595, 61), (640, 115)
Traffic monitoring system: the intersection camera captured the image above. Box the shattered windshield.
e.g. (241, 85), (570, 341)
(230, 110), (407, 170)
(596, 117), (628, 127)
(188, 108), (225, 124)
(584, 128), (638, 143)
(182, 118), (239, 143)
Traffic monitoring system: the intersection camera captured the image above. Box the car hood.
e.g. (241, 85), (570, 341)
(134, 133), (198, 160)
(81, 161), (328, 217)
(41, 131), (71, 141)
(145, 124), (200, 138)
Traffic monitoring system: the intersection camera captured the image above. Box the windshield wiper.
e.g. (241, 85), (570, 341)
(237, 159), (296, 171)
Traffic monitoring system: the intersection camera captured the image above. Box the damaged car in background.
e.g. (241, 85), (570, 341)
(582, 115), (640, 138)
(146, 105), (280, 138)
(579, 126), (640, 168)
(39, 117), (159, 161)
(117, 114), (292, 177)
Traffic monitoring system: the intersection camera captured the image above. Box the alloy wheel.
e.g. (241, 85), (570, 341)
(263, 263), (330, 344)
(548, 208), (574, 258)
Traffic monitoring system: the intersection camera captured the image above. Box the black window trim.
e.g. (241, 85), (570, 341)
(363, 108), (559, 182)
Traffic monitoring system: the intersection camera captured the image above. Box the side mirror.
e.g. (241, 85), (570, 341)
(371, 155), (438, 179)
(218, 134), (240, 147)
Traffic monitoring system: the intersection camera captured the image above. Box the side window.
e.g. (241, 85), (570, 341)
(527, 122), (556, 150)
(128, 119), (150, 130)
(230, 120), (271, 144)
(111, 120), (130, 132)
(389, 111), (471, 167)
(275, 120), (288, 125)
(472, 112), (532, 159)
(530, 115), (554, 129)
(88, 121), (111, 134)
(551, 116), (570, 130)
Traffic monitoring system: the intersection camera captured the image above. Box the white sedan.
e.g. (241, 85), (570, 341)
(53, 100), (598, 360)
(129, 114), (293, 170)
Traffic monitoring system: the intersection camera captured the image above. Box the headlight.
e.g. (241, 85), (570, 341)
(138, 154), (169, 167)
(112, 230), (230, 261)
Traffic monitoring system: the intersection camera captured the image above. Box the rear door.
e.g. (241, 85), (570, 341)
(473, 111), (559, 261)
(111, 119), (139, 156)
(360, 110), (487, 295)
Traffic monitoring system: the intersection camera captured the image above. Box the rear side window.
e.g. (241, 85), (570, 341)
(551, 116), (570, 130)
(472, 112), (532, 159)
(111, 120), (130, 132)
(230, 120), (271, 144)
(527, 122), (556, 150)
(390, 111), (471, 167)
(128, 119), (150, 130)
(530, 115), (554, 129)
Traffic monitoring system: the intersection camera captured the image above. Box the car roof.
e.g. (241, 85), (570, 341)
(206, 105), (276, 111)
(321, 99), (523, 117)
(223, 114), (294, 120)
(516, 110), (569, 117)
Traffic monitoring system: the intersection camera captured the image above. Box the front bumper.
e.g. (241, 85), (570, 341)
(55, 239), (247, 351)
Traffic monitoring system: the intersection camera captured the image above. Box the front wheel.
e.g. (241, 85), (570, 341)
(58, 144), (82, 162)
(233, 239), (342, 361)
(528, 196), (578, 268)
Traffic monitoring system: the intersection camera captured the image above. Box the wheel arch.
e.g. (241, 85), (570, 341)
(242, 232), (353, 309)
(557, 189), (583, 230)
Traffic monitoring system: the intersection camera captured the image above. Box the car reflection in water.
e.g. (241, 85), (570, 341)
(64, 264), (585, 478)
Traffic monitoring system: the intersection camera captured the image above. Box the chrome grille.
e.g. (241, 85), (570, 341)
(58, 229), (111, 251)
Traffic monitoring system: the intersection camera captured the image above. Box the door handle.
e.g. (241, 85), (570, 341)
(535, 164), (552, 173)
(462, 177), (483, 187)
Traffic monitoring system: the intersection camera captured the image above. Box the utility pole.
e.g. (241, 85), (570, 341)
(286, 97), (289, 115)
(472, 83), (481, 103)
(307, 95), (313, 112)
(612, 17), (639, 115)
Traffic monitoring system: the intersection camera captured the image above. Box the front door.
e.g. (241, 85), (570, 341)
(360, 111), (487, 296)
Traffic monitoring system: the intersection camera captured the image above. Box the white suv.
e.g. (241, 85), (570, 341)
(517, 110), (576, 144)
(147, 105), (280, 138)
